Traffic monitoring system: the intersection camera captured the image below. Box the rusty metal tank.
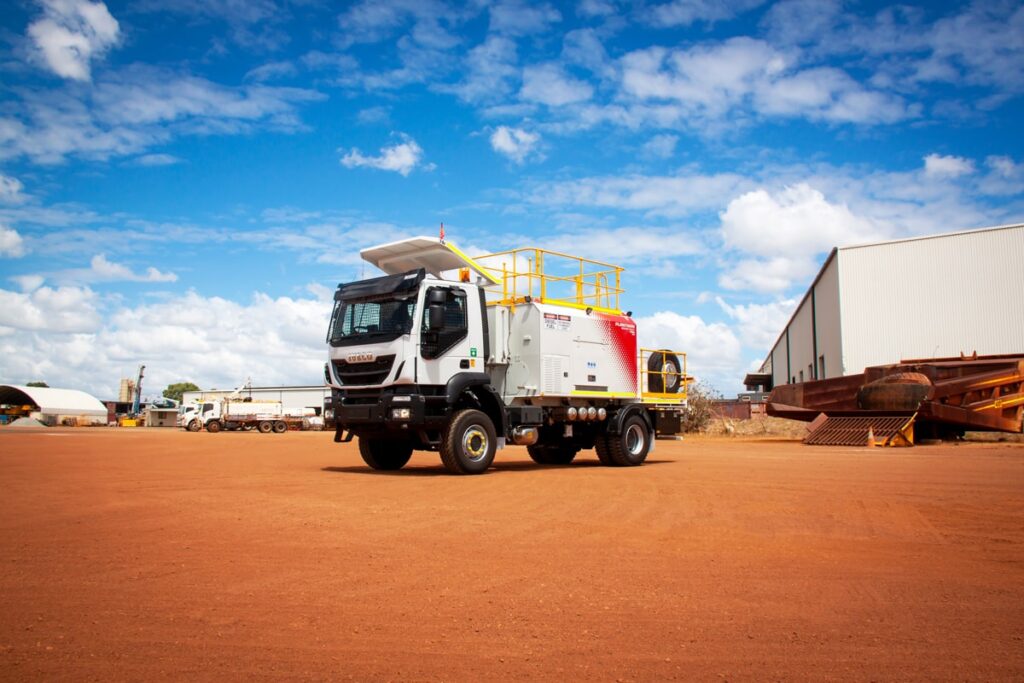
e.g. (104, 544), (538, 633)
(856, 372), (932, 411)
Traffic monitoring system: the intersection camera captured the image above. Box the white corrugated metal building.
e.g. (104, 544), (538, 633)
(746, 223), (1024, 390)
(181, 385), (331, 415)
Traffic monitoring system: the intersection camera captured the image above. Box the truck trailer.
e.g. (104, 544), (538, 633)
(327, 236), (690, 474)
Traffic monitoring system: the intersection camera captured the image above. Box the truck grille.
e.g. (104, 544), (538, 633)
(333, 355), (395, 386)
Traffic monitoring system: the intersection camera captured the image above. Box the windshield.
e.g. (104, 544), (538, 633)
(328, 295), (417, 347)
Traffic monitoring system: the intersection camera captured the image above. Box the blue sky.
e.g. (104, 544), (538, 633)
(0, 0), (1022, 399)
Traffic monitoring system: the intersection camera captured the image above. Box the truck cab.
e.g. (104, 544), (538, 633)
(327, 237), (688, 474)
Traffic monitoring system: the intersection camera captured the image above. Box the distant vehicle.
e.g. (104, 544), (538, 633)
(150, 397), (178, 409)
(179, 398), (310, 434)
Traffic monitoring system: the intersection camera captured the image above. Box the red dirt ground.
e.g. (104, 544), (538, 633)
(1, 429), (1022, 680)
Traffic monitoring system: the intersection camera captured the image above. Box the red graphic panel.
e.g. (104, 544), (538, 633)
(597, 312), (638, 394)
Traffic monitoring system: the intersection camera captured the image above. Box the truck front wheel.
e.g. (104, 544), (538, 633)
(358, 437), (413, 470)
(186, 420), (201, 432)
(440, 409), (497, 474)
(602, 415), (651, 466)
(206, 420), (222, 433)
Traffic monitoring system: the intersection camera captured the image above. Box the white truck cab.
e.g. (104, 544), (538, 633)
(327, 237), (689, 474)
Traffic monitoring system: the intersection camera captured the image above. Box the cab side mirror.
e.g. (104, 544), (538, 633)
(428, 303), (445, 330)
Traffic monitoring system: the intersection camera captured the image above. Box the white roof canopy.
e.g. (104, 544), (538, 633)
(361, 237), (500, 284)
(0, 385), (108, 416)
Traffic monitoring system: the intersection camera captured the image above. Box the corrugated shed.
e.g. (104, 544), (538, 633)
(838, 224), (1024, 373)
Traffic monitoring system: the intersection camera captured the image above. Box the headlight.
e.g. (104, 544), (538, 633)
(391, 408), (411, 420)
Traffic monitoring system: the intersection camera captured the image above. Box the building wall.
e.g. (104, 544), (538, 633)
(814, 256), (842, 378)
(838, 225), (1024, 373)
(769, 335), (788, 389)
(182, 386), (331, 415)
(788, 294), (815, 384)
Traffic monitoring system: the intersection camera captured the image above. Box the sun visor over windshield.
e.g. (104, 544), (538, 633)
(335, 268), (425, 301)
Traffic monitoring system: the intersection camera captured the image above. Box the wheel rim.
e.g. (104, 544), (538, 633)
(462, 425), (488, 462)
(625, 424), (645, 456)
(664, 361), (678, 389)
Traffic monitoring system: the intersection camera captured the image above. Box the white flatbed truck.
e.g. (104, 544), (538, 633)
(179, 398), (305, 433)
(326, 236), (690, 474)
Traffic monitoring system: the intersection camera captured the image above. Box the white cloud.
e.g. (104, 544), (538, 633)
(28, 0), (120, 81)
(715, 296), (797, 349)
(0, 174), (26, 203)
(86, 254), (178, 282)
(0, 285), (100, 333)
(923, 153), (975, 178)
(340, 134), (429, 176)
(131, 153), (183, 166)
(634, 310), (742, 389)
(717, 183), (884, 292)
(0, 288), (332, 399)
(520, 63), (594, 106)
(645, 0), (766, 27)
(544, 226), (704, 267)
(641, 133), (678, 158)
(0, 68), (324, 164)
(619, 37), (911, 126)
(0, 225), (27, 257)
(489, 125), (541, 164)
(489, 0), (561, 36)
(576, 0), (617, 18)
(439, 36), (519, 104)
(528, 171), (752, 217)
(244, 61), (298, 83)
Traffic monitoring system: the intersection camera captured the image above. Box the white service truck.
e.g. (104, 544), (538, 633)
(327, 236), (689, 475)
(179, 398), (304, 433)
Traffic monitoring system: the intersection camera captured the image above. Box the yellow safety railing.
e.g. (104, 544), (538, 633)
(474, 247), (625, 313)
(639, 348), (690, 404)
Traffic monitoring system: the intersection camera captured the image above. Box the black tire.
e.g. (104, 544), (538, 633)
(272, 420), (287, 433)
(358, 437), (413, 470)
(648, 350), (682, 394)
(594, 434), (615, 466)
(606, 414), (651, 466)
(440, 409), (497, 474)
(206, 420), (222, 433)
(527, 443), (578, 465)
(186, 419), (201, 433)
(258, 421), (273, 434)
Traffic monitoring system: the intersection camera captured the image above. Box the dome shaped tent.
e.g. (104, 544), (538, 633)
(0, 385), (108, 426)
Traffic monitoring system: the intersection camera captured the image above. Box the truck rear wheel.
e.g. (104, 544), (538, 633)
(258, 421), (273, 433)
(604, 415), (651, 466)
(273, 420), (287, 433)
(440, 409), (497, 474)
(206, 420), (222, 433)
(527, 443), (578, 465)
(358, 437), (413, 470)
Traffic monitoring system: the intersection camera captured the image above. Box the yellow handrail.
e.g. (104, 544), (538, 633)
(475, 246), (625, 313)
(638, 348), (690, 403)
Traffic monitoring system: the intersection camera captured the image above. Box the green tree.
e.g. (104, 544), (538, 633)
(163, 382), (200, 403)
(26, 381), (49, 387)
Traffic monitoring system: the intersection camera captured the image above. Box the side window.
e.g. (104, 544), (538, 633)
(421, 287), (468, 359)
(202, 403), (213, 412)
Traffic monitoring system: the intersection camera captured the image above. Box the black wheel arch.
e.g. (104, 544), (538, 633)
(606, 404), (653, 436)
(445, 372), (507, 438)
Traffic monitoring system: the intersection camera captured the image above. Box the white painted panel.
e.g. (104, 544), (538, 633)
(838, 225), (1024, 373)
(814, 257), (842, 378)
(788, 296), (815, 384)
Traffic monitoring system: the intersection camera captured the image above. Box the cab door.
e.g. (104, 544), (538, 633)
(417, 284), (483, 386)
